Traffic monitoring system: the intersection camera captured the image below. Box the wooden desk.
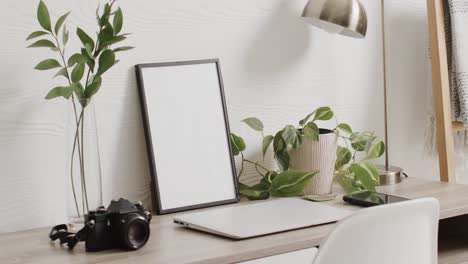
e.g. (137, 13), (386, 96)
(2, 177), (468, 264)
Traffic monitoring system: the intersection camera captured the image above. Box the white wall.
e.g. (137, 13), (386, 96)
(386, 0), (439, 180)
(0, 0), (437, 233)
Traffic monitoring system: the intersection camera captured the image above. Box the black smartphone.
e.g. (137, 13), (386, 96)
(343, 191), (409, 207)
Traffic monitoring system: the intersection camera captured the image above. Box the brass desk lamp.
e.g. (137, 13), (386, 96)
(301, 0), (403, 185)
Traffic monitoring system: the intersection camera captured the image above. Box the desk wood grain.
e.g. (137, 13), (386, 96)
(2, 177), (468, 264)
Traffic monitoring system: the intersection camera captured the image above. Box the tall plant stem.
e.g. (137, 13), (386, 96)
(70, 112), (84, 218)
(52, 33), (84, 217)
(80, 109), (89, 212)
(237, 153), (245, 179)
(243, 159), (270, 173)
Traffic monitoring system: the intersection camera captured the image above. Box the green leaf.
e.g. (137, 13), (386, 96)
(98, 24), (115, 51)
(242, 117), (263, 131)
(262, 135), (274, 158)
(71, 63), (85, 83)
(37, 0), (52, 32)
(273, 131), (286, 153)
(230, 133), (246, 156)
(281, 125), (298, 150)
(299, 111), (316, 126)
(62, 25), (69, 45)
(261, 171), (278, 185)
(238, 183), (270, 200)
(275, 151), (290, 171)
(26, 31), (49, 40)
(335, 146), (352, 170)
(81, 48), (96, 71)
(76, 27), (95, 50)
(270, 170), (318, 197)
(100, 3), (111, 26)
(27, 39), (56, 49)
(79, 98), (90, 108)
(114, 46), (134, 52)
(45, 85), (74, 100)
(96, 4), (102, 26)
(54, 11), (70, 35)
(337, 123), (352, 134)
(96, 49), (115, 75)
(34, 59), (61, 70)
(84, 43), (94, 57)
(68, 53), (87, 67)
(350, 132), (369, 152)
(113, 7), (123, 34)
(53, 68), (68, 79)
(85, 76), (102, 98)
(349, 161), (380, 190)
(336, 171), (361, 193)
(303, 122), (319, 141)
(363, 140), (385, 161)
(102, 35), (126, 47)
(73, 83), (85, 98)
(313, 106), (334, 121)
(303, 193), (338, 202)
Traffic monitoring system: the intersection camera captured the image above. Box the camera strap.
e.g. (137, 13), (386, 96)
(49, 221), (95, 250)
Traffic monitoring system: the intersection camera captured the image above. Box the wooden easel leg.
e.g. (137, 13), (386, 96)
(427, 0), (457, 182)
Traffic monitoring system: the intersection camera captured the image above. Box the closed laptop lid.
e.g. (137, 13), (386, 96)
(173, 198), (353, 239)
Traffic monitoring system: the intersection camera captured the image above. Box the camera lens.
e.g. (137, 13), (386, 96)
(121, 214), (150, 250)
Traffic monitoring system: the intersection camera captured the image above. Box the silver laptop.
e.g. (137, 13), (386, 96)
(173, 198), (352, 239)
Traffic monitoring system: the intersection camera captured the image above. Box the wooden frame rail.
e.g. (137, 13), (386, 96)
(427, 0), (468, 182)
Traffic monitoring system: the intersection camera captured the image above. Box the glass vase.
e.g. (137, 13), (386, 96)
(66, 100), (102, 228)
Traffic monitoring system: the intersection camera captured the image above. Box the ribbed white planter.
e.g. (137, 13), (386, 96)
(289, 129), (338, 195)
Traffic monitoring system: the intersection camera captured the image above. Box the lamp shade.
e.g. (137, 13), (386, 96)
(302, 0), (367, 38)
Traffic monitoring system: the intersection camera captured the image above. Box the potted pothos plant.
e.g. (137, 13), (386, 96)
(26, 0), (134, 218)
(231, 106), (385, 200)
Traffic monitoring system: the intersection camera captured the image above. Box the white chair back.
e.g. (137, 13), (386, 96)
(312, 198), (440, 264)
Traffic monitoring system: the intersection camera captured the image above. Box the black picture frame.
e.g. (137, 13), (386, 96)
(135, 59), (239, 215)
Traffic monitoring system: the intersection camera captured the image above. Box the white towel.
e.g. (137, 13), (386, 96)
(445, 0), (468, 124)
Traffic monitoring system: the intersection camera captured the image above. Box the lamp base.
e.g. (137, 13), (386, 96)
(376, 165), (403, 186)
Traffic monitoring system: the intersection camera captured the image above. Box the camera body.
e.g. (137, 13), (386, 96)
(85, 198), (152, 252)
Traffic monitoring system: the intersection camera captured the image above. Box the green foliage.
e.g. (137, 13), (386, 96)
(114, 46), (134, 52)
(113, 8), (123, 34)
(34, 59), (61, 70)
(233, 106), (386, 200)
(26, 0), (134, 104)
(76, 27), (95, 51)
(53, 68), (68, 79)
(313, 106), (334, 121)
(97, 49), (116, 75)
(26, 31), (49, 40)
(45, 85), (75, 100)
(37, 0), (52, 32)
(54, 12), (70, 35)
(335, 146), (352, 170)
(364, 140), (385, 161)
(262, 135), (274, 158)
(85, 76), (102, 98)
(337, 123), (352, 134)
(334, 131), (384, 193)
(238, 170), (318, 200)
(68, 53), (87, 67)
(270, 170), (318, 197)
(303, 122), (319, 141)
(242, 117), (264, 131)
(71, 63), (85, 83)
(304, 193), (337, 202)
(27, 39), (56, 49)
(230, 133), (246, 156)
